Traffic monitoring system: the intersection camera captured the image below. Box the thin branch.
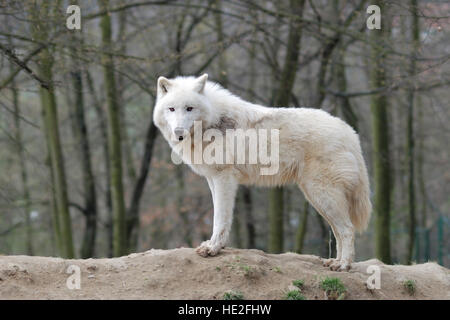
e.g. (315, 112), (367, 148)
(0, 42), (50, 90)
(69, 202), (88, 215)
(326, 80), (450, 98)
(84, 0), (177, 20)
(0, 222), (23, 237)
(0, 100), (40, 129)
(0, 43), (46, 91)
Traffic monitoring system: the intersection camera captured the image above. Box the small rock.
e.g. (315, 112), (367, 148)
(87, 265), (97, 272)
(3, 263), (25, 277)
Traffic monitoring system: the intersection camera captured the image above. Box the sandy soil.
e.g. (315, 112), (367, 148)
(0, 247), (448, 300)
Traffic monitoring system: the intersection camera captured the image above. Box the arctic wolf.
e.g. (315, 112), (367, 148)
(153, 74), (371, 271)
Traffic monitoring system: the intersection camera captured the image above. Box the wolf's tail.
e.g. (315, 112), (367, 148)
(348, 154), (372, 233)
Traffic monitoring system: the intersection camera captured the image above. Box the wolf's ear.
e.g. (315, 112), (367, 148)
(157, 76), (171, 96)
(194, 73), (208, 93)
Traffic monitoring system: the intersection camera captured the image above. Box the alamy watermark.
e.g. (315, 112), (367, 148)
(170, 121), (280, 175)
(366, 265), (381, 289)
(65, 4), (381, 31)
(66, 264), (81, 290)
(66, 5), (81, 30)
(367, 5), (381, 30)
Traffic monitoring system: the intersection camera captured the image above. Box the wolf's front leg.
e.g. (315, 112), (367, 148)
(196, 175), (238, 257)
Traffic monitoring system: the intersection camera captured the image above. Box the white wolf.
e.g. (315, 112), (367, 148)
(153, 74), (371, 271)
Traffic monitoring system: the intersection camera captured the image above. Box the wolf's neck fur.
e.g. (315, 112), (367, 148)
(203, 81), (269, 126)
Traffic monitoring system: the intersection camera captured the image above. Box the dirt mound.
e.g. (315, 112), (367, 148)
(0, 248), (449, 300)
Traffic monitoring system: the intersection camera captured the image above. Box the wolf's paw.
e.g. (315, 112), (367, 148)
(329, 259), (351, 272)
(195, 240), (221, 257)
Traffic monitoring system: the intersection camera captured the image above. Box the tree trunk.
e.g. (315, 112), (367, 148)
(242, 186), (255, 248)
(43, 137), (62, 255)
(370, 0), (391, 264)
(268, 0), (305, 253)
(315, 37), (340, 108)
(176, 165), (192, 247)
(69, 61), (98, 258)
(85, 71), (113, 257)
(406, 0), (419, 264)
(99, 0), (127, 257)
(11, 62), (33, 255)
(117, 3), (137, 187)
(417, 96), (427, 262)
(232, 193), (243, 248)
(243, 20), (257, 249)
(31, 1), (74, 258)
(38, 55), (74, 258)
(268, 186), (284, 253)
(335, 48), (358, 132)
(214, 0), (227, 86)
(417, 96), (426, 230)
(295, 202), (309, 254)
(126, 118), (158, 251)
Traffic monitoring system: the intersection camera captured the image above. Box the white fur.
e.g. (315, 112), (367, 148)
(153, 74), (372, 271)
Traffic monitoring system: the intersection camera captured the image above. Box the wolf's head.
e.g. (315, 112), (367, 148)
(153, 74), (213, 142)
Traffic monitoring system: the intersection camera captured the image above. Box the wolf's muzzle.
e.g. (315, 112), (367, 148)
(174, 127), (186, 141)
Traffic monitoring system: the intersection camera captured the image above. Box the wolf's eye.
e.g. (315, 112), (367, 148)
(169, 107), (175, 112)
(186, 106), (193, 112)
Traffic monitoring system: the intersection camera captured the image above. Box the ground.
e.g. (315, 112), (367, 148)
(0, 248), (449, 300)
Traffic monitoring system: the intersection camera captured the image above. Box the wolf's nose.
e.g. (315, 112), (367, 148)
(174, 127), (185, 140)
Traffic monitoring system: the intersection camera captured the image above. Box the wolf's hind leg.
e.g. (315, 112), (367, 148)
(300, 181), (354, 271)
(298, 183), (342, 267)
(196, 175), (238, 257)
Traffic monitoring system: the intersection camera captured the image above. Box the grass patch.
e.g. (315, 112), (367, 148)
(292, 279), (305, 289)
(223, 291), (244, 300)
(272, 266), (282, 273)
(240, 264), (252, 275)
(320, 277), (346, 300)
(226, 260), (257, 278)
(403, 280), (416, 296)
(285, 290), (306, 300)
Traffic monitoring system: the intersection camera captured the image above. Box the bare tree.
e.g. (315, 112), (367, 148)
(370, 0), (391, 264)
(99, 0), (127, 257)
